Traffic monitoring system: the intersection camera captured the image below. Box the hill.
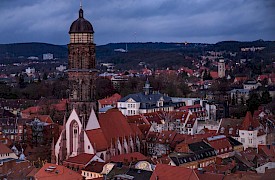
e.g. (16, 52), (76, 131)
(0, 41), (274, 69)
(0, 42), (68, 60)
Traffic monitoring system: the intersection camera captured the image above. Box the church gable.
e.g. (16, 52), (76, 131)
(66, 108), (83, 130)
(86, 108), (100, 130)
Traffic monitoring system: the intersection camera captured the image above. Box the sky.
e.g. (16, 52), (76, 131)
(0, 0), (274, 45)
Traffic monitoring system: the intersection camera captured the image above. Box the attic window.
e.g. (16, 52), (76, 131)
(220, 127), (225, 133)
(229, 128), (233, 134)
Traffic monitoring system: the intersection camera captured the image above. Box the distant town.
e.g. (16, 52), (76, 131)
(0, 4), (275, 180)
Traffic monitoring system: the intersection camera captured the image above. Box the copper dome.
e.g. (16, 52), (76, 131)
(69, 8), (94, 34)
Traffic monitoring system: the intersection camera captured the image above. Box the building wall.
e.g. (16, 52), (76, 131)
(235, 130), (266, 149)
(256, 162), (275, 173)
(82, 170), (103, 179)
(0, 152), (18, 161)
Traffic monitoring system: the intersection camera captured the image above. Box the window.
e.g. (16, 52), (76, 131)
(220, 127), (225, 133)
(241, 138), (245, 143)
(88, 145), (90, 149)
(249, 139), (253, 144)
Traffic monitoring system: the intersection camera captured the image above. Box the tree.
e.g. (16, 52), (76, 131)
(261, 90), (272, 104)
(231, 94), (236, 106)
(246, 93), (261, 115)
(96, 77), (116, 99)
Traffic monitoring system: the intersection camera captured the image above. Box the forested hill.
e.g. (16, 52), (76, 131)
(0, 41), (274, 67)
(0, 43), (68, 60)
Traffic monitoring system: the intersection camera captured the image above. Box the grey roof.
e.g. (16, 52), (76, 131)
(119, 92), (171, 103)
(231, 89), (250, 93)
(99, 105), (114, 113)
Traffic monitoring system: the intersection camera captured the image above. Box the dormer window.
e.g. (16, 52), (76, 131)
(220, 127), (225, 133)
(229, 128), (233, 134)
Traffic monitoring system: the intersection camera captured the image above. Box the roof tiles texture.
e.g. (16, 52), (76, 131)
(63, 153), (95, 165)
(150, 164), (198, 180)
(34, 163), (83, 180)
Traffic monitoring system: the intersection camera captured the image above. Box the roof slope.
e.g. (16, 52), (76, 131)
(150, 164), (198, 180)
(98, 109), (141, 144)
(34, 163), (83, 180)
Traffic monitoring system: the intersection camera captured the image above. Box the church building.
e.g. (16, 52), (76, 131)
(54, 5), (142, 164)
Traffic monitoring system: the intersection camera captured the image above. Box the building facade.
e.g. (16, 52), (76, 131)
(218, 59), (225, 78)
(118, 80), (174, 116)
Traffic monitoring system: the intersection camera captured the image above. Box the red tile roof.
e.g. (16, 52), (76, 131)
(98, 109), (142, 144)
(83, 161), (106, 173)
(142, 112), (163, 124)
(109, 152), (147, 163)
(136, 124), (151, 136)
(0, 142), (13, 154)
(63, 153), (96, 165)
(241, 111), (260, 130)
(127, 115), (149, 125)
(195, 171), (224, 180)
(31, 115), (53, 124)
(98, 93), (121, 106)
(86, 129), (109, 152)
(86, 109), (143, 152)
(157, 131), (177, 144)
(207, 136), (233, 154)
(210, 71), (219, 79)
(34, 163), (83, 180)
(150, 164), (198, 180)
(258, 145), (275, 159)
(21, 106), (40, 114)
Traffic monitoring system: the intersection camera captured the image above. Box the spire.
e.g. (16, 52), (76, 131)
(79, 0), (84, 18)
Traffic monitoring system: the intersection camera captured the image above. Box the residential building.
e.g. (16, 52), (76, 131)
(0, 142), (18, 161)
(206, 135), (233, 159)
(243, 79), (261, 90)
(218, 112), (266, 150)
(43, 53), (54, 60)
(171, 141), (217, 169)
(63, 153), (104, 171)
(118, 80), (174, 116)
(98, 93), (121, 109)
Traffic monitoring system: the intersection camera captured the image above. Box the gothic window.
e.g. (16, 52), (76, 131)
(100, 153), (104, 160)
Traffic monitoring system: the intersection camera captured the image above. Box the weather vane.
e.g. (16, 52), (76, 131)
(80, 0), (82, 8)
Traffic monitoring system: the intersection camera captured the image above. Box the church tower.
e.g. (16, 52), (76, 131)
(218, 59), (225, 78)
(68, 5), (97, 125)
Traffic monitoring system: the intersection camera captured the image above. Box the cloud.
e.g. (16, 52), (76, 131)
(0, 0), (274, 45)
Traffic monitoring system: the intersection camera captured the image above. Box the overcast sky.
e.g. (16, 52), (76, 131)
(0, 0), (274, 45)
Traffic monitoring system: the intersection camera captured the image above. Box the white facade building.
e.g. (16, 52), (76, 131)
(118, 81), (174, 116)
(232, 112), (267, 150)
(43, 53), (54, 60)
(25, 67), (35, 75)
